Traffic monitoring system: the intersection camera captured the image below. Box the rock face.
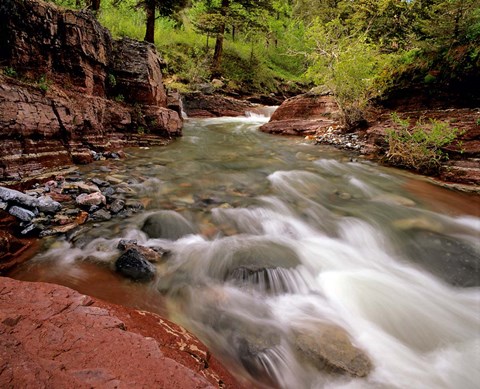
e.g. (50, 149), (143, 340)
(0, 0), (182, 183)
(260, 92), (342, 136)
(111, 38), (167, 107)
(0, 276), (245, 388)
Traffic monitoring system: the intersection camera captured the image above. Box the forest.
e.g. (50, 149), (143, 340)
(46, 0), (479, 104)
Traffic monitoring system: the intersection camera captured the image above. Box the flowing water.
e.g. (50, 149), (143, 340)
(11, 110), (480, 388)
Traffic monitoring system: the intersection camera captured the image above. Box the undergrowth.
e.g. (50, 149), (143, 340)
(385, 113), (462, 173)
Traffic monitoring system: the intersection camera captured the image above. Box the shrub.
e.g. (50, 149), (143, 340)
(37, 75), (50, 92)
(385, 113), (462, 173)
(3, 66), (17, 78)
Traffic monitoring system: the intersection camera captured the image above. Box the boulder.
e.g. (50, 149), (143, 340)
(115, 248), (156, 282)
(141, 211), (196, 240)
(293, 324), (372, 377)
(0, 276), (245, 388)
(260, 92), (342, 136)
(0, 186), (61, 213)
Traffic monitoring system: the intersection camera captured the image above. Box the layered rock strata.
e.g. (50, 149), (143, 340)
(0, 0), (182, 183)
(260, 92), (342, 136)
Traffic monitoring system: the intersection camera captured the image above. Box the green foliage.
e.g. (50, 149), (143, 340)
(114, 94), (125, 102)
(37, 75), (50, 92)
(3, 67), (17, 78)
(305, 18), (385, 127)
(385, 113), (462, 173)
(107, 73), (117, 88)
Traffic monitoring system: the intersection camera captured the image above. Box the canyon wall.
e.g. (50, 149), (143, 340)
(0, 0), (182, 183)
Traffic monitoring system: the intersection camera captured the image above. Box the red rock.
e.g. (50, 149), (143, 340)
(0, 0), (182, 183)
(269, 93), (340, 122)
(0, 277), (247, 388)
(0, 213), (39, 274)
(260, 93), (342, 136)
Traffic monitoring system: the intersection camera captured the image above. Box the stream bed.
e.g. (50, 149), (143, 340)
(11, 112), (480, 388)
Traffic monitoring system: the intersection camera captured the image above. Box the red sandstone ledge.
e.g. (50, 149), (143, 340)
(0, 277), (246, 388)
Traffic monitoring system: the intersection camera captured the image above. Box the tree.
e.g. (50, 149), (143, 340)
(119, 0), (188, 44)
(305, 18), (384, 127)
(192, 0), (273, 76)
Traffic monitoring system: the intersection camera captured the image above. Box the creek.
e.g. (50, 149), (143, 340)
(11, 110), (480, 388)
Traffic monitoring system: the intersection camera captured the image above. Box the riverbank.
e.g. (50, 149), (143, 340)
(255, 91), (480, 193)
(0, 276), (245, 388)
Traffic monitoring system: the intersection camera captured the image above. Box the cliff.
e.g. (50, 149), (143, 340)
(0, 0), (182, 184)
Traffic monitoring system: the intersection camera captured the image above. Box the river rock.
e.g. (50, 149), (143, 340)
(115, 248), (156, 281)
(117, 240), (168, 263)
(76, 192), (106, 207)
(91, 178), (109, 187)
(8, 206), (36, 222)
(36, 195), (62, 213)
(91, 209), (112, 221)
(0, 277), (244, 388)
(293, 324), (372, 377)
(109, 198), (125, 214)
(0, 186), (61, 213)
(141, 211), (196, 240)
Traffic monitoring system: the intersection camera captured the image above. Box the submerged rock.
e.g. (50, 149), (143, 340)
(293, 324), (372, 377)
(115, 248), (156, 281)
(141, 211), (196, 240)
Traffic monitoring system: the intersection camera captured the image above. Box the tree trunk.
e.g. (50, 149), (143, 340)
(144, 0), (156, 44)
(90, 0), (100, 12)
(212, 0), (229, 78)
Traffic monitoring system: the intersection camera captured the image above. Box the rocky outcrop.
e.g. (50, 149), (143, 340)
(0, 0), (182, 183)
(183, 92), (258, 118)
(0, 276), (245, 388)
(261, 89), (480, 188)
(365, 108), (480, 187)
(260, 92), (342, 136)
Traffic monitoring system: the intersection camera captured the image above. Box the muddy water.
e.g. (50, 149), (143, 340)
(11, 112), (480, 388)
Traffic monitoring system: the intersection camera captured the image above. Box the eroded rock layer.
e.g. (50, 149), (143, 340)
(0, 0), (182, 183)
